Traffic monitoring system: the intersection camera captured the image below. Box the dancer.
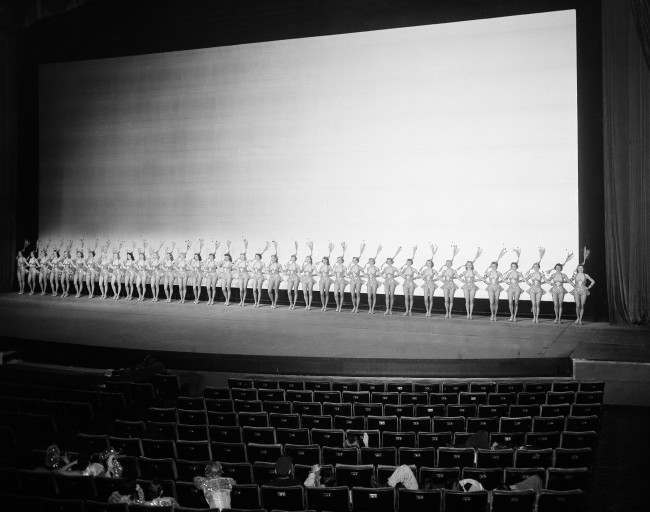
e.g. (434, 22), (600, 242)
(37, 243), (49, 295)
(250, 242), (270, 308)
(525, 247), (546, 323)
(148, 241), (164, 302)
(380, 246), (402, 316)
(98, 241), (111, 300)
(300, 242), (316, 310)
(49, 246), (62, 297)
(267, 242), (283, 309)
(220, 241), (234, 306)
(483, 248), (507, 321)
(176, 240), (192, 304)
(72, 241), (86, 298)
(162, 243), (176, 302)
(285, 242), (300, 310)
(546, 250), (574, 324)
(332, 242), (348, 312)
(502, 248), (526, 322)
(419, 244), (439, 317)
(364, 246), (382, 315)
(235, 239), (250, 307)
(318, 243), (334, 311)
(85, 241), (99, 299)
(135, 245), (148, 301)
(60, 245), (75, 298)
(109, 242), (124, 300)
(26, 247), (40, 295)
(458, 248), (483, 319)
(16, 243), (28, 295)
(399, 246), (418, 316)
(123, 246), (136, 300)
(347, 242), (366, 314)
(191, 239), (204, 304)
(203, 241), (220, 306)
(439, 244), (460, 318)
(571, 247), (596, 325)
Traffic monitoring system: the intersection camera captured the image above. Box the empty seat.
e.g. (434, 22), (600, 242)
(491, 489), (536, 512)
(253, 461), (278, 484)
(538, 489), (585, 511)
(500, 416), (532, 433)
(234, 399), (263, 412)
(515, 448), (553, 468)
(397, 488), (442, 512)
(153, 373), (181, 401)
(553, 381), (579, 392)
(113, 420), (146, 438)
(565, 415), (599, 432)
(444, 490), (488, 512)
(246, 443), (283, 463)
(259, 389), (286, 402)
(242, 426), (276, 444)
(209, 425), (242, 444)
(230, 483), (261, 509)
(462, 467), (503, 490)
(470, 382), (496, 393)
(254, 379), (278, 389)
(334, 415), (366, 430)
(176, 440), (211, 461)
(301, 414), (333, 430)
(525, 431), (561, 449)
(231, 388), (257, 401)
(343, 391), (371, 403)
(305, 381), (332, 391)
(177, 423), (209, 441)
(554, 448), (593, 468)
(314, 390), (342, 403)
(177, 409), (208, 425)
(54, 473), (98, 499)
(488, 393), (516, 406)
(360, 447), (397, 466)
(221, 461), (254, 484)
(18, 469), (58, 496)
(382, 431), (416, 448)
(336, 464), (375, 487)
(561, 431), (598, 449)
(476, 448), (514, 468)
(351, 486), (394, 512)
(443, 382), (469, 393)
(419, 466), (460, 489)
(287, 390), (314, 402)
(147, 407), (177, 422)
(175, 458), (212, 481)
(448, 404), (477, 418)
(415, 405), (446, 417)
(429, 393), (459, 406)
(307, 485), (349, 512)
(145, 421), (177, 440)
(466, 417), (498, 433)
(206, 398), (234, 412)
(203, 387), (231, 400)
(541, 403), (571, 417)
(284, 444), (320, 466)
(228, 378), (253, 389)
(311, 428), (344, 447)
(279, 380), (304, 391)
(525, 382), (552, 393)
(270, 413), (300, 429)
(547, 391), (575, 405)
(354, 403), (384, 416)
(371, 392), (400, 405)
(400, 417), (432, 433)
(436, 447), (474, 468)
(400, 392), (428, 405)
(385, 404), (414, 417)
(517, 392), (545, 405)
(533, 416), (564, 433)
(413, 383), (441, 393)
(497, 382), (524, 394)
(398, 447), (436, 467)
(262, 401), (292, 415)
(76, 433), (108, 454)
(276, 427), (310, 446)
(108, 436), (143, 456)
(418, 432), (453, 448)
(261, 484), (304, 511)
(570, 403), (601, 417)
(207, 411), (238, 426)
(433, 416), (465, 433)
(323, 402), (353, 417)
(359, 382), (386, 393)
(238, 412), (269, 427)
(138, 457), (177, 480)
(322, 446), (359, 465)
(333, 381), (359, 392)
(459, 392), (487, 405)
(176, 480), (209, 508)
(575, 391), (603, 404)
(367, 416), (398, 432)
(293, 402), (322, 416)
(177, 396), (206, 410)
(509, 404), (540, 418)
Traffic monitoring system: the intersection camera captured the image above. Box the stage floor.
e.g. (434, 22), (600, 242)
(1, 293), (648, 377)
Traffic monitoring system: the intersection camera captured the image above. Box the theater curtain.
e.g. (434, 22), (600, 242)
(602, 0), (650, 324)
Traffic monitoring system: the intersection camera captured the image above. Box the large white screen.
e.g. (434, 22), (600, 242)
(39, 10), (578, 298)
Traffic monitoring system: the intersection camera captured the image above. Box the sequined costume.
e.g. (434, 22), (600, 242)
(195, 476), (235, 510)
(571, 272), (590, 297)
(439, 266), (458, 293)
(484, 269), (503, 294)
(526, 270), (545, 297)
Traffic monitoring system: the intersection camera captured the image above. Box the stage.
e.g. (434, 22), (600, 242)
(1, 293), (648, 384)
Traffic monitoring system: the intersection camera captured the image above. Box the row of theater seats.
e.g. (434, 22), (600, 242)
(2, 465), (589, 510)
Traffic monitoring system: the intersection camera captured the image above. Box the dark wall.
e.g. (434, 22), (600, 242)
(8, 0), (606, 317)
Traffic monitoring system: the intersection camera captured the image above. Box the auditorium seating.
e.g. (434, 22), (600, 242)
(0, 369), (603, 511)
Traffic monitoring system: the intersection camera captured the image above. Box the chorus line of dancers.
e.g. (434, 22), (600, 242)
(15, 239), (595, 324)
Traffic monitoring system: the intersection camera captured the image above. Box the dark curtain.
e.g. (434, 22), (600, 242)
(602, 0), (650, 324)
(0, 26), (18, 292)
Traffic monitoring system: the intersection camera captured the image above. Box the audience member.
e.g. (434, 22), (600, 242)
(193, 462), (235, 510)
(267, 456), (302, 486)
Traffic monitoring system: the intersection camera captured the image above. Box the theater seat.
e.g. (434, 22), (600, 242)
(397, 488), (442, 512)
(444, 490), (488, 512)
(231, 483), (261, 509)
(336, 464), (375, 487)
(352, 486), (395, 512)
(307, 485), (349, 512)
(261, 484), (304, 511)
(537, 489), (585, 512)
(490, 489), (536, 512)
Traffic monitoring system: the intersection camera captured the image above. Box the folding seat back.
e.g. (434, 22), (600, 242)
(433, 416), (466, 433)
(221, 461), (253, 484)
(230, 388), (257, 401)
(570, 403), (601, 417)
(497, 382), (524, 394)
(208, 411), (238, 427)
(525, 382), (552, 393)
(209, 425), (242, 444)
(488, 393), (516, 406)
(470, 382), (496, 393)
(384, 404), (414, 417)
(436, 447), (474, 468)
(414, 382), (441, 393)
(517, 392), (545, 405)
(490, 489), (536, 512)
(575, 391), (603, 404)
(509, 404), (540, 418)
(537, 489), (585, 512)
(286, 390), (314, 402)
(230, 483), (261, 509)
(147, 407), (177, 422)
(279, 380), (304, 391)
(307, 485), (350, 512)
(263, 400), (292, 414)
(554, 447), (593, 468)
(261, 484), (304, 511)
(314, 390), (342, 403)
(253, 461), (277, 484)
(333, 381), (359, 392)
(398, 488), (442, 512)
(561, 430), (598, 449)
(284, 444), (321, 466)
(301, 414), (333, 430)
(146, 421), (177, 440)
(466, 417), (498, 433)
(382, 431), (416, 448)
(335, 464), (375, 487)
(276, 427), (310, 446)
(533, 415), (564, 432)
(499, 416), (532, 433)
(400, 416), (432, 433)
(242, 426), (276, 444)
(305, 380), (332, 391)
(371, 392), (400, 405)
(113, 419), (146, 438)
(177, 423), (209, 441)
(418, 432), (453, 448)
(354, 402), (383, 416)
(203, 386), (230, 399)
(447, 404), (477, 418)
(360, 447), (396, 466)
(176, 440), (211, 461)
(515, 448), (553, 468)
(322, 446), (359, 465)
(138, 456), (177, 480)
(108, 436), (143, 456)
(206, 398), (234, 412)
(41, 497), (86, 512)
(323, 402), (352, 417)
(141, 438), (176, 459)
(238, 412), (269, 427)
(459, 392), (487, 405)
(444, 490), (488, 512)
(366, 415), (398, 432)
(177, 396), (206, 410)
(359, 382), (386, 393)
(177, 409), (208, 425)
(429, 393), (459, 406)
(462, 467), (503, 490)
(547, 391), (575, 405)
(398, 447), (436, 467)
(565, 415), (599, 432)
(311, 428), (344, 447)
(351, 486), (395, 512)
(259, 389), (285, 402)
(175, 458), (212, 481)
(54, 473), (98, 499)
(553, 381), (579, 392)
(76, 433), (108, 454)
(234, 399), (262, 412)
(476, 448), (514, 468)
(246, 442), (283, 463)
(541, 403), (571, 417)
(175, 480), (210, 508)
(525, 431), (561, 449)
(270, 413), (300, 429)
(228, 378), (254, 389)
(384, 382), (411, 393)
(292, 401), (322, 416)
(400, 392), (428, 405)
(210, 442), (246, 463)
(443, 382), (469, 393)
(334, 415), (366, 430)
